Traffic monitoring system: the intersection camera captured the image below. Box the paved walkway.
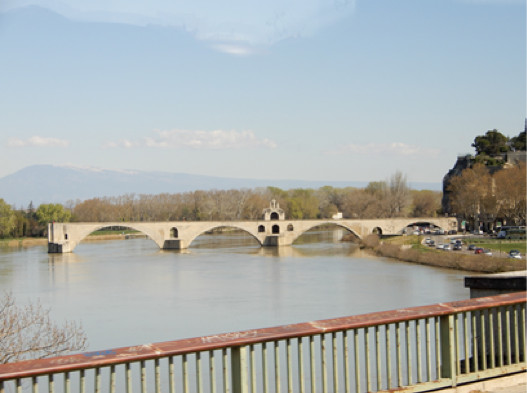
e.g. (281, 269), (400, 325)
(482, 383), (526, 393)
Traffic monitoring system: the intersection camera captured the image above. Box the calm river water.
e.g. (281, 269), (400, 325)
(0, 230), (470, 353)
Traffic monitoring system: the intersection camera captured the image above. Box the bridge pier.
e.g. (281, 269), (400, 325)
(262, 235), (294, 247)
(162, 239), (189, 250)
(48, 243), (63, 253)
(48, 242), (76, 253)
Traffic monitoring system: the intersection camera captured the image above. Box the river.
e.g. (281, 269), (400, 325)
(0, 229), (470, 353)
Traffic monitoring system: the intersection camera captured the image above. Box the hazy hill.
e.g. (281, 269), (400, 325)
(0, 165), (441, 206)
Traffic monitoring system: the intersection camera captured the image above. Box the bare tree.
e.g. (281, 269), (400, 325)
(0, 292), (87, 364)
(494, 162), (526, 224)
(386, 171), (411, 217)
(410, 190), (442, 217)
(243, 191), (267, 219)
(448, 164), (492, 228)
(342, 189), (376, 219)
(230, 189), (251, 220)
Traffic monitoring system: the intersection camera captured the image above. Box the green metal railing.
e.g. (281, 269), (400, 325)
(0, 292), (525, 393)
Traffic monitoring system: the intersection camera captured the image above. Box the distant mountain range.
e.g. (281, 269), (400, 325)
(0, 165), (441, 206)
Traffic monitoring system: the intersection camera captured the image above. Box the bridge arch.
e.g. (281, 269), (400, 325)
(67, 224), (164, 253)
(291, 222), (362, 244)
(396, 219), (449, 234)
(185, 224), (263, 248)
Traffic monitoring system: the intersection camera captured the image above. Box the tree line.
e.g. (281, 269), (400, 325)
(0, 171), (443, 238)
(0, 200), (71, 238)
(67, 171), (441, 223)
(448, 162), (526, 227)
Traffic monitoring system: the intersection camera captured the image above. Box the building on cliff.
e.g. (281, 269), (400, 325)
(442, 150), (526, 231)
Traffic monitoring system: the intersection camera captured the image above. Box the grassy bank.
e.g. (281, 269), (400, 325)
(473, 243), (526, 254)
(462, 238), (525, 244)
(1, 230), (145, 246)
(360, 235), (525, 273)
(1, 238), (47, 247)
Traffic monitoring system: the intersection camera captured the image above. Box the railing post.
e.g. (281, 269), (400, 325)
(231, 346), (248, 393)
(440, 315), (457, 387)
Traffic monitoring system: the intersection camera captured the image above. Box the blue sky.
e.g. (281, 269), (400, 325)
(0, 0), (524, 185)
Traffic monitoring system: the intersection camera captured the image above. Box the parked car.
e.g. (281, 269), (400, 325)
(411, 231), (420, 236)
(509, 249), (521, 258)
(453, 244), (462, 251)
(448, 230), (458, 235)
(436, 243), (444, 249)
(483, 249), (492, 256)
(424, 238), (432, 244)
(475, 248), (484, 254)
(443, 244), (450, 251)
(437, 229), (445, 235)
(455, 240), (462, 245)
(428, 240), (435, 247)
(468, 244), (476, 250)
(450, 239), (457, 244)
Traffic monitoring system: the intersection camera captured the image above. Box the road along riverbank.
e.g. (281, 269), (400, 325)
(345, 234), (526, 273)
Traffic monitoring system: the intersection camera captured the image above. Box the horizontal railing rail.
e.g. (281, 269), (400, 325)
(0, 292), (525, 393)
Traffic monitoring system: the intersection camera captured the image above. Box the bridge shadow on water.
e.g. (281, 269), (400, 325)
(185, 227), (362, 258)
(66, 226), (363, 258)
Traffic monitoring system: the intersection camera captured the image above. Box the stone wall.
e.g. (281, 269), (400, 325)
(441, 155), (473, 215)
(506, 150), (527, 165)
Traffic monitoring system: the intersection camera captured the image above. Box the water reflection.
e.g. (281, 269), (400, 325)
(48, 252), (85, 264)
(188, 229), (360, 258)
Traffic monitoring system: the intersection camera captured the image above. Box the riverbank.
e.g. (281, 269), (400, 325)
(1, 233), (148, 247)
(0, 238), (47, 247)
(353, 234), (525, 273)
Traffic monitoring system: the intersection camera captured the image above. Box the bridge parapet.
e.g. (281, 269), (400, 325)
(0, 292), (524, 393)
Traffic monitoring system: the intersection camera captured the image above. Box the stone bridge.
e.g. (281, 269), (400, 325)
(48, 217), (457, 253)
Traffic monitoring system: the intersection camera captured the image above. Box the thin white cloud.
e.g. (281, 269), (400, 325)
(325, 142), (440, 157)
(6, 136), (70, 148)
(211, 44), (266, 56)
(0, 0), (356, 50)
(103, 129), (277, 150)
(101, 139), (139, 149)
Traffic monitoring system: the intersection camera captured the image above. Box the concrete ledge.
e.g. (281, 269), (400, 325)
(465, 271), (526, 299)
(464, 276), (526, 290)
(432, 372), (526, 393)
